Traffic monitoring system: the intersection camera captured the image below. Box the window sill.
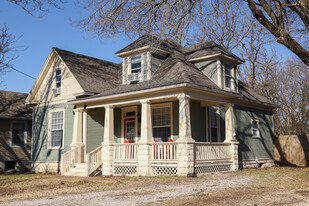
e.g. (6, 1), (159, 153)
(252, 136), (261, 139)
(48, 147), (64, 150)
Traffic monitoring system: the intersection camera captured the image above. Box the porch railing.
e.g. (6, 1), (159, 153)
(86, 145), (103, 176)
(151, 142), (178, 160)
(194, 142), (231, 161)
(114, 143), (138, 161)
(61, 147), (79, 175)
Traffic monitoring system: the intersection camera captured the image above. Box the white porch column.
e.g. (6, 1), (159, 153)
(138, 100), (153, 176)
(102, 105), (114, 176)
(177, 93), (195, 176)
(71, 109), (84, 163)
(82, 110), (87, 162)
(224, 104), (239, 171)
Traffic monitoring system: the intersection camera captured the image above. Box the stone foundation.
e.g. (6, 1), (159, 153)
(32, 162), (62, 173)
(241, 159), (275, 169)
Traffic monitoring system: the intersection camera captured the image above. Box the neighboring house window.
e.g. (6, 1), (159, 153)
(224, 63), (233, 89)
(252, 119), (260, 138)
(54, 69), (61, 95)
(131, 56), (141, 73)
(10, 122), (27, 147)
(50, 111), (64, 148)
(152, 106), (171, 142)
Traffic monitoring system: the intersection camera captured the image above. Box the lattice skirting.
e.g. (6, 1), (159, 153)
(113, 166), (137, 175)
(195, 164), (231, 174)
(152, 167), (178, 176)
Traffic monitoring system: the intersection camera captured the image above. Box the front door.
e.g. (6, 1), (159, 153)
(124, 118), (136, 143)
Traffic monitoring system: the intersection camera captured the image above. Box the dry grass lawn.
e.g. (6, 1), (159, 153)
(0, 167), (308, 205)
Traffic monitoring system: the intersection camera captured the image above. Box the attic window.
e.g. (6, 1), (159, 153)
(131, 56), (141, 73)
(53, 70), (61, 95)
(224, 63), (232, 89)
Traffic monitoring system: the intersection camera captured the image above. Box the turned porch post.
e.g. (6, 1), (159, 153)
(138, 99), (153, 175)
(102, 105), (114, 175)
(224, 103), (239, 171)
(177, 93), (195, 176)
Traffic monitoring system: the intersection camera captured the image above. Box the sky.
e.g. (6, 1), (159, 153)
(0, 1), (131, 93)
(0, 1), (293, 94)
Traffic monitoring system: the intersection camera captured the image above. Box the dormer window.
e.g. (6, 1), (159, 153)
(53, 69), (61, 95)
(224, 63), (232, 89)
(131, 56), (141, 73)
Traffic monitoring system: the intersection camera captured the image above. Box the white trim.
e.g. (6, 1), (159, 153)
(151, 102), (173, 141)
(48, 108), (65, 149)
(251, 118), (260, 138)
(188, 53), (244, 64)
(10, 121), (27, 147)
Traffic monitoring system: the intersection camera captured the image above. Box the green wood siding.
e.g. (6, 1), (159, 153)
(87, 108), (104, 153)
(194, 60), (217, 85)
(190, 100), (206, 142)
(234, 105), (274, 161)
(172, 101), (179, 140)
(32, 104), (74, 162)
(114, 108), (122, 143)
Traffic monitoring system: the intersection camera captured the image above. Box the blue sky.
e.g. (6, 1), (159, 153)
(0, 1), (131, 93)
(0, 1), (293, 94)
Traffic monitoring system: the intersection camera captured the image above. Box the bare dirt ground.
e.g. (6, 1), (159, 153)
(0, 167), (309, 206)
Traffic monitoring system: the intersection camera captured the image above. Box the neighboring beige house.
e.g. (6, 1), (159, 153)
(27, 35), (277, 176)
(0, 90), (32, 172)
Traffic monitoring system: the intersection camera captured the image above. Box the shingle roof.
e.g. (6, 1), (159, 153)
(184, 41), (244, 62)
(54, 48), (122, 93)
(0, 90), (32, 119)
(115, 34), (182, 55)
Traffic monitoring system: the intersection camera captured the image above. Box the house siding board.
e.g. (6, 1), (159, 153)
(0, 119), (31, 161)
(220, 106), (226, 141)
(234, 105), (274, 161)
(32, 103), (73, 162)
(151, 54), (165, 76)
(194, 60), (217, 85)
(114, 108), (122, 143)
(87, 108), (104, 153)
(190, 100), (206, 142)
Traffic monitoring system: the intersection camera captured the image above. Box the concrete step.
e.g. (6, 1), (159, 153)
(63, 163), (87, 177)
(64, 170), (87, 177)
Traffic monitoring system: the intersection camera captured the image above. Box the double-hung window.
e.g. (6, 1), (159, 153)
(10, 122), (27, 147)
(50, 111), (64, 148)
(152, 106), (171, 142)
(252, 119), (260, 138)
(54, 69), (61, 95)
(224, 63), (233, 89)
(131, 56), (141, 74)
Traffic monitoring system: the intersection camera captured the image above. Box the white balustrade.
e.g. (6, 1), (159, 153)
(86, 145), (103, 176)
(113, 143), (138, 161)
(194, 142), (231, 161)
(151, 142), (178, 160)
(61, 147), (79, 175)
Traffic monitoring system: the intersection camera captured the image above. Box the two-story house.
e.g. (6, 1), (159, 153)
(26, 35), (277, 176)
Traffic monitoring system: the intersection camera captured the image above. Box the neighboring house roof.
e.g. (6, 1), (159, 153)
(115, 34), (182, 55)
(54, 48), (122, 94)
(0, 90), (32, 119)
(184, 41), (244, 62)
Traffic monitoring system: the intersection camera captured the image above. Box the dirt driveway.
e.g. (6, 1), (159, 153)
(1, 167), (309, 205)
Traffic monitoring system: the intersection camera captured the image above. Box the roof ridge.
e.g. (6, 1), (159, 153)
(0, 90), (28, 95)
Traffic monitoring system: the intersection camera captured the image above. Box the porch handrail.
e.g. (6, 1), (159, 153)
(194, 142), (231, 161)
(113, 143), (138, 161)
(86, 145), (103, 176)
(61, 147), (79, 175)
(151, 142), (178, 160)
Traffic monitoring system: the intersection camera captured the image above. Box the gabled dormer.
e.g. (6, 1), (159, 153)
(115, 35), (180, 84)
(185, 42), (244, 93)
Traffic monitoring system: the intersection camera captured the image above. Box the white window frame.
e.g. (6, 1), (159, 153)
(208, 106), (221, 142)
(151, 102), (173, 142)
(48, 109), (65, 149)
(10, 121), (27, 147)
(130, 56), (142, 74)
(251, 119), (260, 138)
(224, 63), (233, 90)
(55, 69), (61, 88)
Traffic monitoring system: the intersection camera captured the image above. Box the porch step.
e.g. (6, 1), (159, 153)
(63, 163), (87, 177)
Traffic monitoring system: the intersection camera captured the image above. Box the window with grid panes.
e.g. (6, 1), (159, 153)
(152, 107), (171, 142)
(252, 119), (260, 138)
(131, 56), (141, 73)
(224, 63), (233, 89)
(50, 111), (63, 148)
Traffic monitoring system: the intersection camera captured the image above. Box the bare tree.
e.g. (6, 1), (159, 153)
(246, 0), (309, 66)
(0, 26), (17, 76)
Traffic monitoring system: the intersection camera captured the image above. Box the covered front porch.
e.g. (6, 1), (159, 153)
(61, 91), (239, 176)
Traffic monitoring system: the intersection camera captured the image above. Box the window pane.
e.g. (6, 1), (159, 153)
(51, 111), (63, 147)
(131, 56), (141, 73)
(252, 129), (258, 137)
(153, 127), (171, 142)
(12, 123), (25, 146)
(152, 107), (171, 142)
